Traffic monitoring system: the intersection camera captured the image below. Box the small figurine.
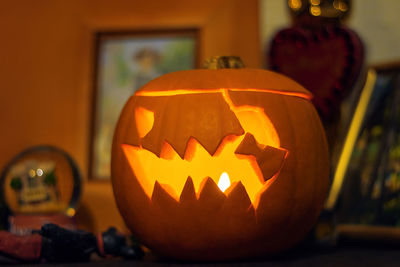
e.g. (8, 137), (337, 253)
(0, 223), (143, 263)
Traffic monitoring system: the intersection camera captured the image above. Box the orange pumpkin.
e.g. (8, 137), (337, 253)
(111, 64), (329, 260)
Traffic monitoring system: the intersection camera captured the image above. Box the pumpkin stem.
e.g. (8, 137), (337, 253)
(203, 56), (245, 69)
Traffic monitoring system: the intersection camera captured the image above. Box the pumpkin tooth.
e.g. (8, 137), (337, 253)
(235, 133), (287, 181)
(221, 181), (257, 224)
(224, 181), (253, 212)
(151, 181), (179, 206)
(197, 177), (226, 209)
(179, 176), (197, 203)
(139, 93), (244, 159)
(257, 147), (287, 181)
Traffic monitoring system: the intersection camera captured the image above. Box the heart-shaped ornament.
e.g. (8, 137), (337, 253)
(269, 25), (364, 121)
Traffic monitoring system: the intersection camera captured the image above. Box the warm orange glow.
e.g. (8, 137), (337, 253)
(222, 90), (280, 147)
(122, 90), (285, 206)
(288, 0), (302, 10)
(218, 172), (231, 192)
(122, 135), (265, 204)
(310, 6), (322, 16)
(135, 88), (312, 100)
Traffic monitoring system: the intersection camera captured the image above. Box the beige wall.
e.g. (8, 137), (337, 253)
(0, 0), (260, 233)
(260, 0), (400, 65)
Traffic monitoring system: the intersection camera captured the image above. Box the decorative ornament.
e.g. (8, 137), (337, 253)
(269, 25), (364, 120)
(0, 146), (82, 234)
(269, 0), (364, 122)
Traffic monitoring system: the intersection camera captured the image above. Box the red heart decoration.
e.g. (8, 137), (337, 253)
(269, 25), (364, 121)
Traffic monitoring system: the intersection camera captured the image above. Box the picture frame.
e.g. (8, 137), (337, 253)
(325, 61), (400, 229)
(89, 29), (199, 180)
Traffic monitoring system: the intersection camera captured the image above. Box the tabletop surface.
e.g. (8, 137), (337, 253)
(3, 244), (400, 267)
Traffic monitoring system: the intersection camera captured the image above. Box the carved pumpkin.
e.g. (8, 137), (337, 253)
(111, 61), (329, 260)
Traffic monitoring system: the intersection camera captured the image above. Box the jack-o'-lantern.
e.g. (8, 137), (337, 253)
(111, 57), (329, 260)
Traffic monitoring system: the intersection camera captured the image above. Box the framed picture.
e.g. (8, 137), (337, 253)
(90, 29), (198, 180)
(326, 61), (400, 228)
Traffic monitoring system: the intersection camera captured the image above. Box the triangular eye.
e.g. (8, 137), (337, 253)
(135, 107), (154, 138)
(231, 106), (280, 148)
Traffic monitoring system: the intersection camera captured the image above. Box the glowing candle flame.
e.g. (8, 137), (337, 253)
(218, 172), (231, 192)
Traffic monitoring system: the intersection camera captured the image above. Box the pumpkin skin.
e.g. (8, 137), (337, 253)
(111, 68), (329, 260)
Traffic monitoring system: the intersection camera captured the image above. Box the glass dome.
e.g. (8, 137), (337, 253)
(1, 146), (81, 217)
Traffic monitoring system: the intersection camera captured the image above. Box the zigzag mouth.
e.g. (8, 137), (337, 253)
(122, 89), (289, 207)
(122, 133), (287, 207)
(152, 176), (257, 214)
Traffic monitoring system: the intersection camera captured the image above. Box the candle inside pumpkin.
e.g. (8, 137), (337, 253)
(217, 172), (231, 192)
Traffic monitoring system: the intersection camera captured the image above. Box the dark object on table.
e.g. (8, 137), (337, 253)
(99, 227), (144, 259)
(39, 223), (98, 262)
(0, 223), (143, 263)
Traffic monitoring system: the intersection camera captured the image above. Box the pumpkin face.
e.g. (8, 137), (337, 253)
(111, 68), (329, 260)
